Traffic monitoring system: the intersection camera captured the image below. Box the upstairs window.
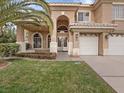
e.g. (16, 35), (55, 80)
(77, 11), (90, 22)
(113, 4), (124, 19)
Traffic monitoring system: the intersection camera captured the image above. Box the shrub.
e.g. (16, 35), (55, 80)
(0, 43), (19, 57)
(26, 43), (31, 50)
(16, 52), (57, 59)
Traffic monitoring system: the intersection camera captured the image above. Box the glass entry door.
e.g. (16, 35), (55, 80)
(58, 36), (68, 51)
(33, 33), (41, 48)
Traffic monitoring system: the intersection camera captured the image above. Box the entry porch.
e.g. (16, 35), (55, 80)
(16, 22), (58, 59)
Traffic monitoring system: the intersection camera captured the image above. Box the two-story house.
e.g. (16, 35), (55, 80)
(16, 0), (124, 56)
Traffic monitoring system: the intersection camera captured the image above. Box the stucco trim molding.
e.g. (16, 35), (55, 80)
(113, 2), (124, 5)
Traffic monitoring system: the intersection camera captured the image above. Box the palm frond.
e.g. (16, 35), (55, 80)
(0, 0), (53, 32)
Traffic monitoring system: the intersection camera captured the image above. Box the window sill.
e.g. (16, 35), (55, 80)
(112, 18), (124, 22)
(77, 21), (91, 23)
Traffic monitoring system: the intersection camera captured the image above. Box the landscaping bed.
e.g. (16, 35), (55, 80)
(0, 62), (7, 68)
(0, 60), (116, 93)
(16, 52), (57, 59)
(0, 60), (8, 69)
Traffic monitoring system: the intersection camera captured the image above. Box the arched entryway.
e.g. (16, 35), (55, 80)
(33, 33), (42, 48)
(57, 15), (69, 52)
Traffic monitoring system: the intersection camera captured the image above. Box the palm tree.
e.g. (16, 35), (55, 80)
(0, 0), (53, 37)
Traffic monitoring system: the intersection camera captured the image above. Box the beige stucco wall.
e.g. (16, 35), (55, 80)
(16, 0), (124, 55)
(94, 2), (113, 23)
(99, 33), (108, 55)
(94, 0), (124, 32)
(51, 10), (75, 23)
(50, 5), (96, 23)
(102, 4), (113, 23)
(114, 0), (124, 2)
(94, 4), (103, 23)
(113, 21), (124, 31)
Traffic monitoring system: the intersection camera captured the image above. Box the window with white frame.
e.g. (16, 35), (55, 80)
(113, 4), (124, 19)
(77, 11), (90, 22)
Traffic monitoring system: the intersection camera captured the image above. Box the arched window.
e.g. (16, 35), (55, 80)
(33, 33), (42, 48)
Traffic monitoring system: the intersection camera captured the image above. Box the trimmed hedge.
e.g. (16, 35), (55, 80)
(16, 52), (57, 59)
(0, 43), (19, 57)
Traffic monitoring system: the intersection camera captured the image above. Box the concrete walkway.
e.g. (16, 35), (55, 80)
(81, 56), (124, 93)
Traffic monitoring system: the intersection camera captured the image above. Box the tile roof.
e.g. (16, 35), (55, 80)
(70, 22), (117, 29)
(49, 2), (93, 7)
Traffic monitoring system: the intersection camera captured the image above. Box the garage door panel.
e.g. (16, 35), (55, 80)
(79, 36), (98, 55)
(108, 36), (124, 55)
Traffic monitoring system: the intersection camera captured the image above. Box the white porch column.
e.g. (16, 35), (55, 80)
(50, 19), (57, 53)
(68, 31), (73, 55)
(72, 32), (80, 56)
(16, 25), (26, 52)
(50, 41), (57, 53)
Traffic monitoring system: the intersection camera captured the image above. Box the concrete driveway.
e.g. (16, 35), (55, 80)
(80, 56), (124, 93)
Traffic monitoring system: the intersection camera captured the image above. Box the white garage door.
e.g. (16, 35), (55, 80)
(107, 36), (124, 55)
(79, 36), (98, 55)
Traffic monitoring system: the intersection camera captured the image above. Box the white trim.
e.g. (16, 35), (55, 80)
(113, 2), (124, 5)
(32, 32), (43, 49)
(112, 18), (124, 21)
(77, 10), (91, 22)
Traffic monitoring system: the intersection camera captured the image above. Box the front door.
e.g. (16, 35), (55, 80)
(58, 36), (68, 52)
(33, 33), (42, 48)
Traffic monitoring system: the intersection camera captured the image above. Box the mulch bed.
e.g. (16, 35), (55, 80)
(0, 63), (7, 67)
(0, 62), (8, 69)
(16, 52), (57, 59)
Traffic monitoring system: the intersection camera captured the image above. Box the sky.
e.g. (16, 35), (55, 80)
(46, 0), (95, 3)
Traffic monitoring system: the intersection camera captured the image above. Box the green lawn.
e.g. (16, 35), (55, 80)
(0, 60), (116, 93)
